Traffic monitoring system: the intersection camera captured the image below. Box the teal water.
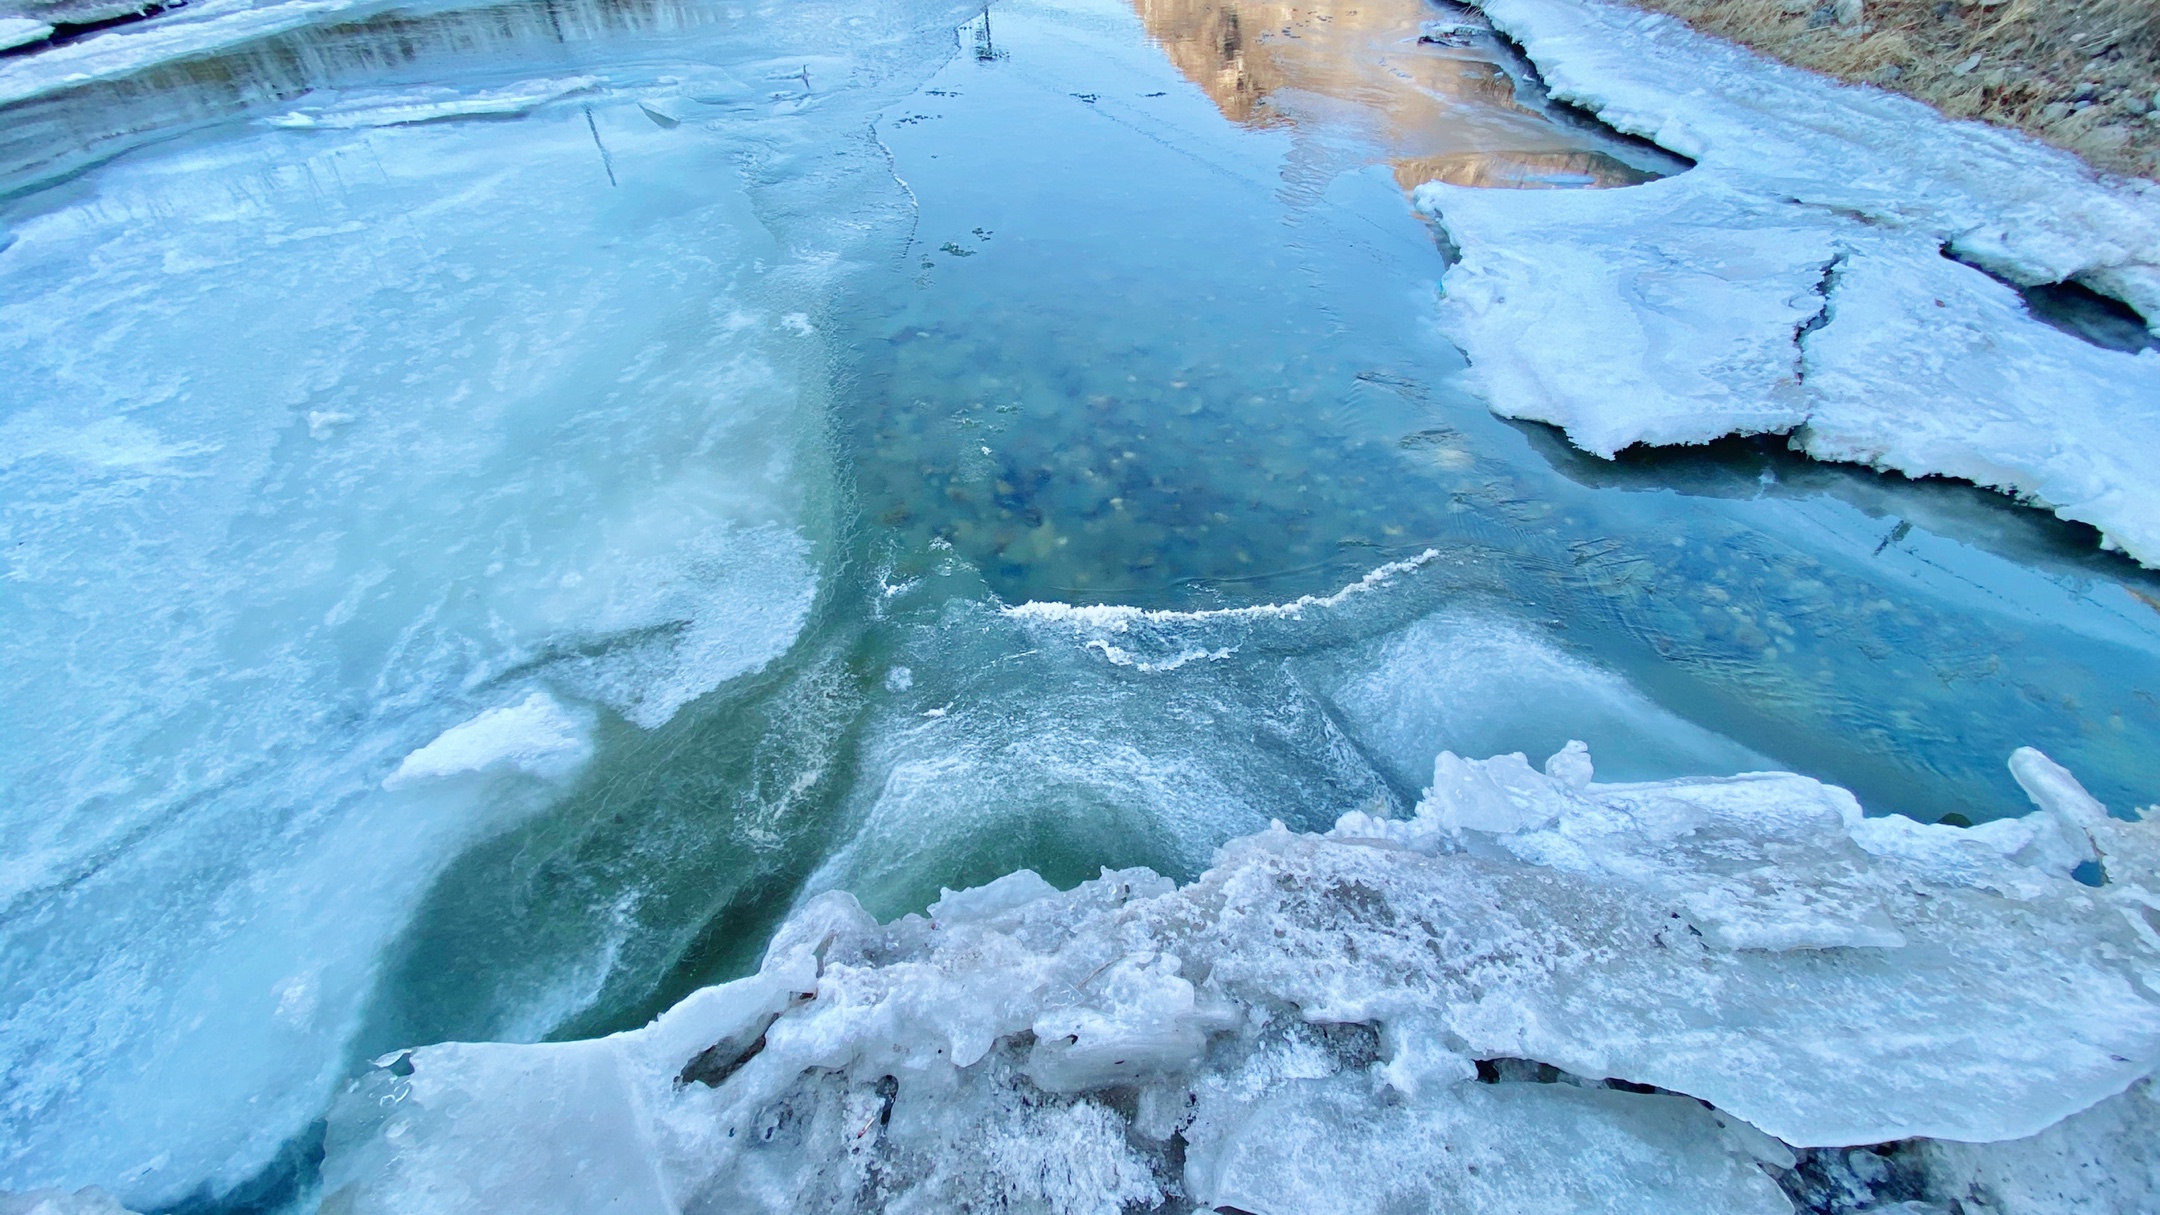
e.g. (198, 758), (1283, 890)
(386, 0), (2160, 1079)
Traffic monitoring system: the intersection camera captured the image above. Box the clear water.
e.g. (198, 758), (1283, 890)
(2, 0), (2157, 1206)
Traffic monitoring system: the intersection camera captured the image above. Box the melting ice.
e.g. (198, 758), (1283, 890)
(1, 0), (2158, 1208)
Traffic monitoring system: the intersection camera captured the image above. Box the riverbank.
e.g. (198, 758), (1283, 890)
(1619, 0), (2160, 179)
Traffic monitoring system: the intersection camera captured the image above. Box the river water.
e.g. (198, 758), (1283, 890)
(1, 0), (2156, 1205)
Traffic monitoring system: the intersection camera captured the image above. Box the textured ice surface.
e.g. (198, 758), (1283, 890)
(0, 0), (974, 1200)
(1913, 1076), (2160, 1213)
(1411, 0), (2160, 564)
(319, 744), (2160, 1212)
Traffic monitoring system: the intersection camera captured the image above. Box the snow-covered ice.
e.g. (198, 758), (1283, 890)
(0, 0), (975, 1200)
(316, 742), (2160, 1212)
(1413, 0), (2160, 565)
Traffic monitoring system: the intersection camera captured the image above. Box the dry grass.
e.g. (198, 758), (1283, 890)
(1627, 0), (2160, 179)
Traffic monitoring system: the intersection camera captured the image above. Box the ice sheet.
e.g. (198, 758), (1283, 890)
(1297, 607), (1771, 788)
(0, 0), (974, 1195)
(318, 744), (2160, 1211)
(1410, 0), (2160, 565)
(265, 76), (600, 129)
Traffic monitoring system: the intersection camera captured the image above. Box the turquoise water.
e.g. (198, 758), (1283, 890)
(1, 0), (2157, 1204)
(385, 0), (2160, 1079)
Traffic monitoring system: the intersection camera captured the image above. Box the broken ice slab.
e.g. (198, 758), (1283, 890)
(1413, 0), (2160, 566)
(318, 744), (2160, 1212)
(0, 16), (52, 50)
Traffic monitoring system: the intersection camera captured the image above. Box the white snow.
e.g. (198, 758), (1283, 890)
(318, 743), (2160, 1212)
(1411, 0), (2160, 565)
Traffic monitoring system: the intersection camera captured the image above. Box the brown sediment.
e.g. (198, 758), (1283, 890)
(1391, 147), (1660, 188)
(1129, 0), (1669, 187)
(1620, 0), (2160, 180)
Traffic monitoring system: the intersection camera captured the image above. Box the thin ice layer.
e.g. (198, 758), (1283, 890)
(318, 745), (2160, 1211)
(1410, 0), (2160, 564)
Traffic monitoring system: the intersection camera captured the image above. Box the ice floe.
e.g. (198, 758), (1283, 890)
(0, 17), (51, 52)
(382, 692), (592, 788)
(1412, 0), (2160, 565)
(318, 742), (2160, 1212)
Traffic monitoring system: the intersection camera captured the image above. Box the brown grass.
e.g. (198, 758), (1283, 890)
(1624, 0), (2160, 179)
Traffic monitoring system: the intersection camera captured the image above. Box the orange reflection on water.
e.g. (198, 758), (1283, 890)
(1131, 0), (1660, 189)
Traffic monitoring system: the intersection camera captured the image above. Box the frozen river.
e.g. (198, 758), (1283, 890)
(1, 0), (2157, 1206)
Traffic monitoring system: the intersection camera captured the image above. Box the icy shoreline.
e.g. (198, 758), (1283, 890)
(314, 743), (2159, 1213)
(1414, 0), (2160, 566)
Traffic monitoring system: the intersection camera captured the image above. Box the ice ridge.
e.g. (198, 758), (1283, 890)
(318, 743), (2160, 1213)
(1413, 0), (2160, 566)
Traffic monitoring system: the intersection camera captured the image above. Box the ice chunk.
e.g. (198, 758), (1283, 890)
(1185, 1072), (1791, 1215)
(382, 693), (592, 788)
(321, 746), (2160, 1213)
(1417, 174), (1831, 457)
(1542, 738), (1593, 789)
(927, 870), (1060, 924)
(0, 17), (51, 52)
(1796, 238), (2160, 565)
(1410, 0), (2160, 565)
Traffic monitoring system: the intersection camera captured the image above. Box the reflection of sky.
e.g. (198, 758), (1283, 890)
(1130, 0), (1676, 189)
